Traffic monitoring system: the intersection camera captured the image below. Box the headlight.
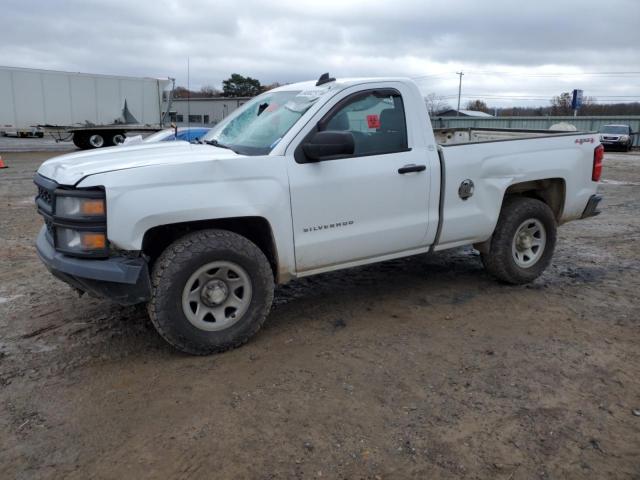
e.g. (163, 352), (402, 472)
(53, 190), (108, 257)
(619, 135), (629, 142)
(56, 227), (108, 255)
(55, 194), (105, 220)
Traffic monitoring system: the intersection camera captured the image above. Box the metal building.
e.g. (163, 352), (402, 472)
(163, 97), (251, 126)
(431, 115), (640, 147)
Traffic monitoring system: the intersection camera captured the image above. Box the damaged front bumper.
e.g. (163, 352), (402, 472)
(36, 226), (151, 305)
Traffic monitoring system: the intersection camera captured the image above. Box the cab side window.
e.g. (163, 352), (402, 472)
(321, 90), (408, 156)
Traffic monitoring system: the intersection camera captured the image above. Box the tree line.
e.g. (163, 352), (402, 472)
(426, 92), (640, 116)
(175, 77), (640, 116)
(173, 73), (281, 99)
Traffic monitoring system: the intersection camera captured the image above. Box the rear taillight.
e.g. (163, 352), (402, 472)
(592, 144), (604, 182)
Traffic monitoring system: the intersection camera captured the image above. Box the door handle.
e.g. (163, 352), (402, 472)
(398, 164), (426, 174)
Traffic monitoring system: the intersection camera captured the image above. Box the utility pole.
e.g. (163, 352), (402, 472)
(187, 57), (190, 131)
(456, 71), (464, 116)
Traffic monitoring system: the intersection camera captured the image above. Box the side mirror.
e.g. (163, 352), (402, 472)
(302, 131), (355, 161)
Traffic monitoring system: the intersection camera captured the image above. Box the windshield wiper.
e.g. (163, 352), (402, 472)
(204, 139), (236, 152)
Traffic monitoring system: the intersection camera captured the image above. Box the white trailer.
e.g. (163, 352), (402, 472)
(0, 65), (172, 149)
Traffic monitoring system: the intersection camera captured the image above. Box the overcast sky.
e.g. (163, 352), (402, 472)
(1, 0), (639, 107)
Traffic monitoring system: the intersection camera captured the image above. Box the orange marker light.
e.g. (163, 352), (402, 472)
(81, 232), (106, 250)
(81, 199), (105, 216)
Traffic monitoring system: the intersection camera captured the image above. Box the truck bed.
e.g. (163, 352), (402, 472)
(434, 127), (588, 145)
(433, 129), (599, 253)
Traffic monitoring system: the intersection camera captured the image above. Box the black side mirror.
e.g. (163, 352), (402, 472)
(302, 131), (355, 162)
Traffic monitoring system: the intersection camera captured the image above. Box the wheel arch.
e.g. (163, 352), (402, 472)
(474, 178), (565, 255)
(502, 177), (566, 222)
(141, 216), (280, 281)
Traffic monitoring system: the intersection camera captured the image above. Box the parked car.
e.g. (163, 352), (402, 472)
(122, 127), (211, 145)
(598, 124), (635, 151)
(34, 74), (603, 355)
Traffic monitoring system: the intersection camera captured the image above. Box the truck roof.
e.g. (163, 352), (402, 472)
(270, 77), (413, 93)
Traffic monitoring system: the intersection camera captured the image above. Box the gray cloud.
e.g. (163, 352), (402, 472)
(1, 0), (638, 106)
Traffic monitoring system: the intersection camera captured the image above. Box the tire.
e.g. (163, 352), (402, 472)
(87, 132), (106, 148)
(481, 196), (557, 285)
(148, 229), (275, 355)
(72, 133), (89, 149)
(110, 132), (126, 146)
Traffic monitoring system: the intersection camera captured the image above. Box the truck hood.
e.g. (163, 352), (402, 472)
(37, 142), (239, 186)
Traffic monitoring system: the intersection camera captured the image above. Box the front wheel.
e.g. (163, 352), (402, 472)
(148, 229), (274, 355)
(481, 197), (557, 284)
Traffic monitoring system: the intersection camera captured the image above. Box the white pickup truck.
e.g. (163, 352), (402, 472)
(34, 74), (603, 354)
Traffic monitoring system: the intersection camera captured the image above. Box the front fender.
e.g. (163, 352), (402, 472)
(77, 157), (296, 278)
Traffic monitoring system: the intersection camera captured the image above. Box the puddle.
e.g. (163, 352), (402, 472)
(558, 266), (607, 283)
(0, 295), (23, 304)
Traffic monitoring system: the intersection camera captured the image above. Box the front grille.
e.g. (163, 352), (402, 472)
(37, 186), (53, 207)
(34, 174), (58, 243)
(34, 173), (57, 217)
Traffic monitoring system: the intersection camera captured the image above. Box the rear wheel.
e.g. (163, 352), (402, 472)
(148, 229), (274, 355)
(481, 197), (557, 284)
(113, 133), (126, 145)
(106, 132), (126, 146)
(88, 133), (105, 148)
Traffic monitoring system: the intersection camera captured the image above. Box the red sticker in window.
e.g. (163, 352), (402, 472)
(366, 114), (380, 129)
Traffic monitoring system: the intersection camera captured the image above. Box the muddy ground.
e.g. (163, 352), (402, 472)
(0, 148), (639, 479)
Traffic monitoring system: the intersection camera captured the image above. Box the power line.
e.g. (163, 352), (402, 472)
(412, 73), (456, 80)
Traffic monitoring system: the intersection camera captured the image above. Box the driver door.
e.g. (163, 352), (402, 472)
(287, 88), (431, 273)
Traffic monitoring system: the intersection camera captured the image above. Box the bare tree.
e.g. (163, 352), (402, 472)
(199, 85), (222, 97)
(577, 96), (597, 115)
(173, 86), (193, 99)
(425, 93), (450, 116)
(261, 82), (283, 93)
(493, 101), (640, 117)
(465, 99), (489, 113)
(550, 92), (573, 116)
